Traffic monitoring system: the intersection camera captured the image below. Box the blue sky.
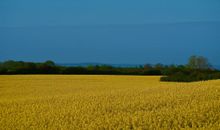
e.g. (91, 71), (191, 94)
(0, 0), (220, 65)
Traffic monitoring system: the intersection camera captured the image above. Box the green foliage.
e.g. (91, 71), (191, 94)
(161, 56), (220, 82)
(0, 60), (163, 75)
(0, 56), (220, 82)
(44, 60), (55, 66)
(0, 60), (60, 74)
(187, 55), (211, 69)
(161, 69), (220, 82)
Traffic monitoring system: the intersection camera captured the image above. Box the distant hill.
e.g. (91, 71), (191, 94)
(59, 63), (220, 70)
(58, 63), (142, 68)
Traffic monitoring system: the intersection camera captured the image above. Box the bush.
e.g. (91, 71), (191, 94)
(160, 70), (220, 82)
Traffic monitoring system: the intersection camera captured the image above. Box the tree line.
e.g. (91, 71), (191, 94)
(0, 56), (220, 82)
(0, 60), (167, 75)
(161, 56), (220, 82)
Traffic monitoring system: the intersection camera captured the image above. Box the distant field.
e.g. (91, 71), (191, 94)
(0, 75), (220, 129)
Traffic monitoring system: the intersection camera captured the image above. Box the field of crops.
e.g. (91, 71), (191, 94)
(0, 75), (220, 129)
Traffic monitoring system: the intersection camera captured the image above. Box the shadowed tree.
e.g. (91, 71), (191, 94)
(187, 55), (211, 70)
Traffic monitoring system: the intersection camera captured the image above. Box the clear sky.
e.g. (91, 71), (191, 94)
(0, 0), (220, 65)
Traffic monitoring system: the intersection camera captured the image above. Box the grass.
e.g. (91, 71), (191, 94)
(0, 75), (220, 129)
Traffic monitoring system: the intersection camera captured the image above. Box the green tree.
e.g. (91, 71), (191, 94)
(187, 55), (211, 70)
(44, 60), (55, 66)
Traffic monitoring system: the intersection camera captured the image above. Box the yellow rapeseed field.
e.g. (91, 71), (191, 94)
(0, 75), (220, 129)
